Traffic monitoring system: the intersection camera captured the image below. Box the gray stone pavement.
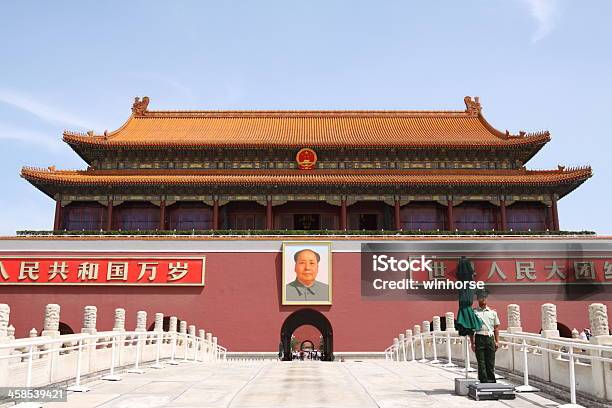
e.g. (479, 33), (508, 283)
(41, 360), (564, 408)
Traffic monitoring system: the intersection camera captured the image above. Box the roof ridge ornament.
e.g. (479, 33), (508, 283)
(132, 96), (150, 116)
(463, 96), (482, 116)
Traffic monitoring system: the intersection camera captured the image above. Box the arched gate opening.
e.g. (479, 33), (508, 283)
(280, 308), (333, 361)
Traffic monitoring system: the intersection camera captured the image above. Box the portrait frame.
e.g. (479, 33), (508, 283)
(282, 241), (332, 305)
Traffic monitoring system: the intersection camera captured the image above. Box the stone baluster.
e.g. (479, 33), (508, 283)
(571, 329), (580, 339)
(413, 324), (421, 335)
(589, 303), (609, 338)
(507, 304), (522, 333)
(445, 312), (456, 332)
(0, 304), (9, 338)
(7, 325), (15, 341)
(432, 316), (441, 332)
(398, 333), (405, 361)
(81, 306), (97, 334)
(212, 336), (218, 360)
(113, 308), (126, 331)
(198, 329), (205, 351)
(188, 325), (196, 338)
(29, 328), (38, 338)
(179, 321), (187, 334)
(0, 305), (12, 385)
(135, 311), (147, 332)
(587, 303), (612, 399)
(169, 316), (178, 333)
(41, 303), (61, 338)
(422, 320), (430, 334)
(540, 303), (559, 338)
(154, 313), (164, 332)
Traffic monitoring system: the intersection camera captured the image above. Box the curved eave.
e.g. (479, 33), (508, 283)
(21, 167), (592, 199)
(63, 132), (551, 149)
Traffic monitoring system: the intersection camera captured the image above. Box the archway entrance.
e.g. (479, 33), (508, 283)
(280, 309), (333, 361)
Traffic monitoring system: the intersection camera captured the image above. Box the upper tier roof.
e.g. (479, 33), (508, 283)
(62, 96), (550, 150)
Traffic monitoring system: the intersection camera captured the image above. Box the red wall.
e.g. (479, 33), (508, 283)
(1, 251), (610, 351)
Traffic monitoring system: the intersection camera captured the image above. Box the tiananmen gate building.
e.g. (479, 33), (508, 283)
(2, 96), (609, 360)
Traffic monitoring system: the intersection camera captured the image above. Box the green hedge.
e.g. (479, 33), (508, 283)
(16, 229), (596, 236)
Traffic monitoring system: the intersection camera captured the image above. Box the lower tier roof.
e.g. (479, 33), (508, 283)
(21, 167), (592, 199)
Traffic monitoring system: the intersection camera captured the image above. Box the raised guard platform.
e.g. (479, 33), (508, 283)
(468, 383), (516, 401)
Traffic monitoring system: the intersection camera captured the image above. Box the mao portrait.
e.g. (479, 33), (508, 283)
(282, 242), (332, 305)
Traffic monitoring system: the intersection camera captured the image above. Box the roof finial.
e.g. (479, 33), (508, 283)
(463, 96), (482, 116)
(132, 96), (150, 116)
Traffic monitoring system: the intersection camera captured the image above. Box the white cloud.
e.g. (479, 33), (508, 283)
(0, 89), (101, 130)
(520, 0), (561, 42)
(0, 123), (63, 151)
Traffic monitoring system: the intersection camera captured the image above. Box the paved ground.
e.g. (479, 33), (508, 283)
(42, 360), (564, 408)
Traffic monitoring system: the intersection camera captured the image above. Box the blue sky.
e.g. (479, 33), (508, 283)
(1, 1), (610, 234)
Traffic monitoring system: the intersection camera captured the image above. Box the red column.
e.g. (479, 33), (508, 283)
(266, 198), (273, 230)
(340, 198), (347, 230)
(159, 200), (166, 230)
(106, 199), (113, 231)
(499, 199), (507, 231)
(551, 195), (560, 231)
(212, 198), (219, 230)
(53, 200), (62, 231)
(394, 198), (401, 230)
(446, 200), (454, 231)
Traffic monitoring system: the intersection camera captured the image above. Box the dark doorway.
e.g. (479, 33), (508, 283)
(280, 309), (333, 361)
(359, 214), (378, 230)
(294, 214), (320, 230)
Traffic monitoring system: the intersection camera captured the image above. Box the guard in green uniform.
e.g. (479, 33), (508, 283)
(470, 289), (500, 383)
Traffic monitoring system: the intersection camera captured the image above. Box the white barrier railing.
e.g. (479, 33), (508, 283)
(385, 330), (612, 406)
(0, 329), (227, 391)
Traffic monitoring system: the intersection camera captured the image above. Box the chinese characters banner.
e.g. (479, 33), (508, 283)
(410, 257), (612, 284)
(0, 255), (205, 286)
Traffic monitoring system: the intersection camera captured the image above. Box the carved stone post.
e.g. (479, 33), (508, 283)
(507, 304), (522, 333)
(422, 320), (430, 334)
(81, 306), (97, 334)
(135, 311), (147, 332)
(154, 313), (164, 332)
(445, 312), (455, 332)
(432, 316), (441, 332)
(113, 308), (125, 331)
(0, 305), (11, 387)
(587, 303), (612, 399)
(42, 304), (61, 337)
(179, 321), (187, 334)
(589, 303), (610, 337)
(169, 316), (178, 333)
(188, 325), (196, 338)
(198, 329), (206, 359)
(413, 324), (421, 335)
(398, 333), (406, 361)
(540, 303), (559, 338)
(0, 304), (10, 338)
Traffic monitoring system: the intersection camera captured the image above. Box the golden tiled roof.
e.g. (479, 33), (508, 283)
(21, 167), (592, 188)
(62, 97), (551, 149)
